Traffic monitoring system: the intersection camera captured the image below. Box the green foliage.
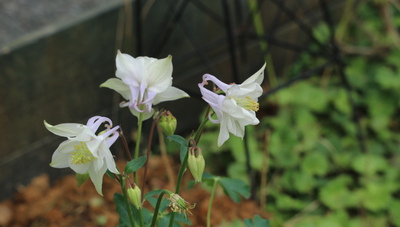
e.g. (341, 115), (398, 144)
(202, 173), (251, 203)
(244, 215), (270, 227)
(167, 135), (188, 163)
(76, 173), (90, 187)
(124, 156), (147, 175)
(199, 2), (400, 226)
(258, 1), (400, 226)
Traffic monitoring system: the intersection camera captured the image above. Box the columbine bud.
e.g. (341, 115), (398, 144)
(127, 185), (142, 209)
(188, 147), (205, 183)
(159, 111), (177, 136)
(168, 193), (196, 218)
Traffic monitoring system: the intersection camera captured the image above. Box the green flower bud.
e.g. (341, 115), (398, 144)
(188, 147), (205, 183)
(159, 111), (177, 136)
(127, 185), (142, 209)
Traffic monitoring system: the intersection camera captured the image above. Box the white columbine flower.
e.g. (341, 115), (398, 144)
(100, 50), (189, 120)
(44, 116), (120, 195)
(198, 64), (266, 147)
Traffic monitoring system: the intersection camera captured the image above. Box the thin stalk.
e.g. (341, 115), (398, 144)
(121, 180), (136, 227)
(133, 112), (144, 185)
(138, 208), (145, 227)
(207, 177), (219, 227)
(142, 113), (162, 198)
(168, 114), (210, 227)
(248, 0), (277, 87)
(134, 112), (144, 159)
(150, 190), (169, 227)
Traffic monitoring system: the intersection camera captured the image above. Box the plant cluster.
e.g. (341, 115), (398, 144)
(44, 51), (269, 226)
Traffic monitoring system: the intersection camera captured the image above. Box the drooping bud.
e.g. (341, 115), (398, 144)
(127, 184), (142, 209)
(188, 147), (205, 183)
(158, 110), (177, 136)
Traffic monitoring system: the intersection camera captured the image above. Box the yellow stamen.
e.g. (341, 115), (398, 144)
(234, 96), (259, 111)
(70, 142), (97, 165)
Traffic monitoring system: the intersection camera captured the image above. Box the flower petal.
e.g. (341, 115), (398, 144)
(88, 164), (108, 196)
(146, 55), (173, 92)
(217, 119), (230, 147)
(115, 50), (143, 86)
(44, 121), (83, 138)
(100, 78), (131, 100)
(153, 86), (189, 105)
(50, 140), (76, 168)
(241, 63), (266, 86)
(202, 74), (231, 92)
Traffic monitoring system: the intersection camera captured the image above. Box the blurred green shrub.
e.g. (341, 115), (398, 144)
(198, 1), (400, 226)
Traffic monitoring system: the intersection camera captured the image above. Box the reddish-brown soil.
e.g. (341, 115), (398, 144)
(0, 156), (267, 227)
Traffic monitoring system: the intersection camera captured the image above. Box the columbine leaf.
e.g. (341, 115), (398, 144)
(106, 169), (117, 180)
(125, 156), (147, 174)
(167, 135), (188, 163)
(244, 215), (270, 227)
(219, 177), (251, 203)
(114, 193), (138, 226)
(76, 173), (90, 187)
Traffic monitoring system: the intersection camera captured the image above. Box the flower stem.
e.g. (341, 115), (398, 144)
(150, 190), (169, 227)
(207, 177), (219, 227)
(134, 112), (144, 159)
(134, 112), (144, 185)
(168, 114), (210, 227)
(121, 180), (136, 227)
(138, 208), (145, 227)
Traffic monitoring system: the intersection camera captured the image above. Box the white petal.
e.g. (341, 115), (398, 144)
(50, 141), (76, 168)
(115, 50), (143, 86)
(100, 78), (131, 100)
(153, 86), (189, 105)
(146, 55), (173, 92)
(241, 63), (266, 86)
(86, 139), (102, 159)
(88, 164), (108, 196)
(217, 120), (230, 147)
(100, 144), (120, 174)
(44, 121), (83, 138)
(70, 161), (91, 174)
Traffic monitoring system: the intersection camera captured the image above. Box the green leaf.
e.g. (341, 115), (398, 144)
(106, 169), (117, 180)
(244, 215), (270, 227)
(124, 156), (147, 175)
(319, 175), (357, 210)
(351, 154), (388, 176)
(168, 135), (188, 163)
(355, 181), (392, 211)
(76, 173), (90, 187)
(219, 177), (251, 203)
(114, 193), (137, 226)
(301, 151), (329, 176)
(158, 212), (191, 227)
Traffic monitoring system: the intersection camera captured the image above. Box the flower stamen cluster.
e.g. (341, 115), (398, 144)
(168, 193), (196, 218)
(70, 142), (97, 165)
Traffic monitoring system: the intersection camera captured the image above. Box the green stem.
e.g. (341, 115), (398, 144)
(134, 112), (144, 159)
(207, 177), (219, 227)
(121, 181), (136, 227)
(168, 115), (210, 227)
(138, 208), (145, 227)
(133, 112), (144, 185)
(150, 190), (170, 227)
(248, 0), (277, 87)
